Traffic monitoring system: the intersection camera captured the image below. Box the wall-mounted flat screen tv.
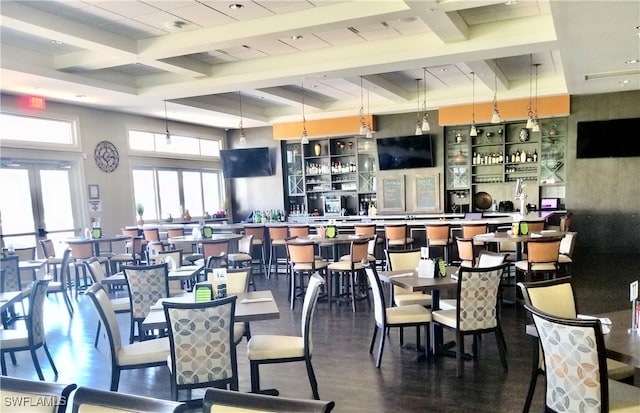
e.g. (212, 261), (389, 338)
(376, 135), (434, 170)
(220, 147), (273, 178)
(576, 118), (640, 158)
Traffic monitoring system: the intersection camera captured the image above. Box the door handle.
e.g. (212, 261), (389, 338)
(38, 228), (48, 237)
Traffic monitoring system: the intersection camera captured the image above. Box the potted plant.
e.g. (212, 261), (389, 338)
(136, 203), (145, 225)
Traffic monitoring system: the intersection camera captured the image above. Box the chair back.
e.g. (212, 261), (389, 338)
(71, 385), (188, 413)
(456, 237), (475, 266)
(456, 264), (508, 332)
(0, 376), (77, 413)
(166, 227), (184, 238)
(157, 249), (183, 268)
(84, 257), (107, 283)
(121, 227), (140, 239)
(57, 248), (73, 287)
(354, 223), (377, 236)
(287, 241), (316, 265)
(0, 255), (21, 292)
(13, 246), (36, 261)
(289, 225), (310, 238)
(203, 387), (335, 413)
(40, 239), (58, 259)
(27, 279), (51, 348)
(476, 251), (507, 268)
(243, 225), (265, 242)
(426, 224), (451, 244)
(560, 232), (577, 257)
(517, 276), (577, 318)
(349, 239), (369, 264)
(268, 226), (288, 242)
(69, 241), (94, 260)
(206, 268), (250, 294)
(123, 263), (169, 320)
(526, 238), (561, 264)
(385, 249), (420, 271)
(367, 234), (378, 256)
(302, 273), (325, 356)
(163, 296), (239, 392)
(237, 234), (254, 254)
(365, 267), (387, 328)
(461, 224), (487, 239)
(130, 236), (145, 261)
(521, 221), (545, 233)
(202, 239), (229, 260)
(143, 227), (161, 242)
(524, 304), (608, 413)
(384, 224), (406, 241)
(85, 283), (123, 365)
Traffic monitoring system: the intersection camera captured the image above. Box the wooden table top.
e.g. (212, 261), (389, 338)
(168, 234), (242, 243)
(142, 290), (280, 330)
(101, 264), (204, 285)
(378, 268), (458, 293)
(473, 230), (566, 243)
(66, 235), (130, 244)
(0, 286), (32, 313)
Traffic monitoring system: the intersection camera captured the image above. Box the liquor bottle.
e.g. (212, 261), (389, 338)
(533, 149), (538, 162)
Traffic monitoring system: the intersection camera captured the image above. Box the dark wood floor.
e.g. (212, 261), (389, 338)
(2, 252), (638, 412)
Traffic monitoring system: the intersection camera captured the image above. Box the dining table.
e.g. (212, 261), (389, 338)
(141, 290), (280, 331)
(66, 234), (130, 257)
(379, 267), (459, 359)
(18, 259), (47, 281)
(101, 264), (204, 288)
(293, 233), (373, 262)
(168, 233), (243, 254)
(473, 230), (566, 262)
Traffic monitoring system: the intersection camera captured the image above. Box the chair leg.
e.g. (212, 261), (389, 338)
(30, 349), (45, 380)
(250, 361), (261, 393)
(110, 367), (121, 391)
(415, 326), (421, 352)
(456, 333), (464, 378)
(369, 326), (378, 354)
(94, 321), (102, 347)
(171, 380), (178, 401)
(495, 328), (508, 371)
(10, 351), (17, 365)
(399, 327), (404, 346)
(42, 343), (58, 376)
(305, 357), (320, 400)
(62, 290), (74, 316)
(376, 327), (386, 368)
(423, 324), (431, 360)
(349, 272), (357, 312)
(0, 351), (7, 375)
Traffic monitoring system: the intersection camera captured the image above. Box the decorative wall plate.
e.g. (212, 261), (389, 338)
(94, 140), (119, 172)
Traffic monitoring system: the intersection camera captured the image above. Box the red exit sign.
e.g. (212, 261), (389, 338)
(21, 95), (47, 110)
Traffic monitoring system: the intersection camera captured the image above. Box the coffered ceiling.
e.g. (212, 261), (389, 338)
(1, 0), (638, 131)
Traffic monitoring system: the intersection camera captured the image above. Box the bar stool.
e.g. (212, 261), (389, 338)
(286, 240), (328, 310)
(425, 224), (453, 263)
(68, 241), (108, 296)
(456, 237), (476, 267)
(267, 226), (288, 279)
(202, 239), (230, 268)
(327, 238), (370, 312)
(515, 237), (562, 282)
(354, 223), (383, 268)
(461, 223), (487, 249)
(384, 224), (414, 251)
(228, 234), (256, 290)
(243, 225), (266, 276)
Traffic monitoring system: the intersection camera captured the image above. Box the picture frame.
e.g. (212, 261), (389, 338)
(378, 175), (405, 213)
(88, 184), (100, 199)
(413, 174), (440, 212)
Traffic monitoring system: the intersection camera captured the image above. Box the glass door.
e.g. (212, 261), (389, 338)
(0, 161), (79, 257)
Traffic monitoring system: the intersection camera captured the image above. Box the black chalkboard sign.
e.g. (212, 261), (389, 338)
(379, 175), (405, 212)
(413, 174), (440, 212)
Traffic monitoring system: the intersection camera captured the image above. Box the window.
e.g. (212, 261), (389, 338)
(0, 112), (77, 147)
(128, 130), (221, 157)
(132, 167), (224, 221)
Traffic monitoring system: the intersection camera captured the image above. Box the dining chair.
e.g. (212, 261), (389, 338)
(0, 255), (25, 323)
(203, 388), (336, 413)
(461, 223), (487, 247)
(85, 283), (170, 391)
(289, 225), (310, 238)
(517, 277), (635, 413)
(84, 257), (130, 347)
(384, 223), (414, 250)
(365, 266), (431, 368)
(0, 376), (76, 413)
(110, 235), (145, 272)
(456, 237), (477, 267)
(156, 249), (190, 294)
(227, 234), (255, 289)
(13, 246), (35, 261)
(166, 227), (185, 238)
(163, 295), (239, 402)
(431, 263), (509, 377)
(515, 237), (562, 282)
(558, 231), (577, 276)
(122, 262), (170, 343)
(327, 238), (369, 312)
(40, 238), (63, 281)
(202, 239), (229, 269)
(0, 279), (57, 380)
(267, 226), (289, 279)
(524, 303), (640, 413)
(44, 248), (74, 317)
(69, 240), (108, 296)
(70, 386), (188, 413)
(286, 240), (328, 310)
(205, 267), (252, 345)
(425, 224), (453, 263)
(354, 223), (383, 267)
(247, 273), (325, 399)
(243, 224), (267, 276)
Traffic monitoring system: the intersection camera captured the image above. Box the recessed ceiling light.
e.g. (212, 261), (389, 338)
(618, 80), (630, 85)
(625, 59), (639, 64)
(75, 94), (86, 98)
(440, 68), (448, 72)
(229, 3), (243, 10)
(504, 0), (519, 5)
(290, 35), (303, 40)
(50, 40), (63, 44)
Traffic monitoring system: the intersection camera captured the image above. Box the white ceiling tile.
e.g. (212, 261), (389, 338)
(314, 28), (364, 46)
(200, 0), (275, 21)
(278, 34), (330, 51)
(254, 0), (315, 15)
(93, 1), (163, 18)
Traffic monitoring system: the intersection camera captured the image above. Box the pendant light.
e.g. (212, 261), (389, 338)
(365, 89), (374, 138)
(525, 54), (535, 129)
(491, 60), (502, 124)
(164, 100), (171, 144)
(358, 77), (367, 135)
(414, 78), (422, 135)
(470, 72), (478, 137)
(238, 91), (247, 145)
(300, 81), (309, 144)
(532, 63), (541, 132)
(421, 67), (430, 132)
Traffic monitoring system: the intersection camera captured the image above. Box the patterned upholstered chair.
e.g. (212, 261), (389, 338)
(0, 279), (57, 380)
(122, 263), (170, 343)
(525, 304), (640, 412)
(71, 386), (187, 413)
(163, 295), (239, 402)
(431, 263), (509, 377)
(0, 376), (76, 413)
(203, 388), (336, 413)
(247, 273), (325, 399)
(517, 277), (635, 412)
(85, 283), (170, 391)
(0, 255), (25, 323)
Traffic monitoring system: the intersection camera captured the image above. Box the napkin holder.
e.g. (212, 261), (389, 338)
(194, 282), (213, 302)
(416, 258), (435, 278)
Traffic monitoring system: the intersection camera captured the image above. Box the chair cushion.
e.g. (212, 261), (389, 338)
(608, 378), (640, 412)
(388, 237), (414, 246)
(117, 337), (170, 366)
(607, 358), (636, 381)
(515, 261), (558, 272)
(394, 293), (432, 307)
(432, 309), (457, 328)
(428, 239), (451, 246)
(252, 239), (263, 246)
(293, 261), (328, 271)
(228, 253), (253, 262)
(111, 297), (131, 313)
(437, 299), (457, 311)
(386, 304), (431, 324)
(558, 254), (573, 264)
(247, 335), (304, 360)
(327, 261), (364, 271)
(271, 239), (286, 246)
(339, 254), (376, 263)
(0, 329), (29, 349)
